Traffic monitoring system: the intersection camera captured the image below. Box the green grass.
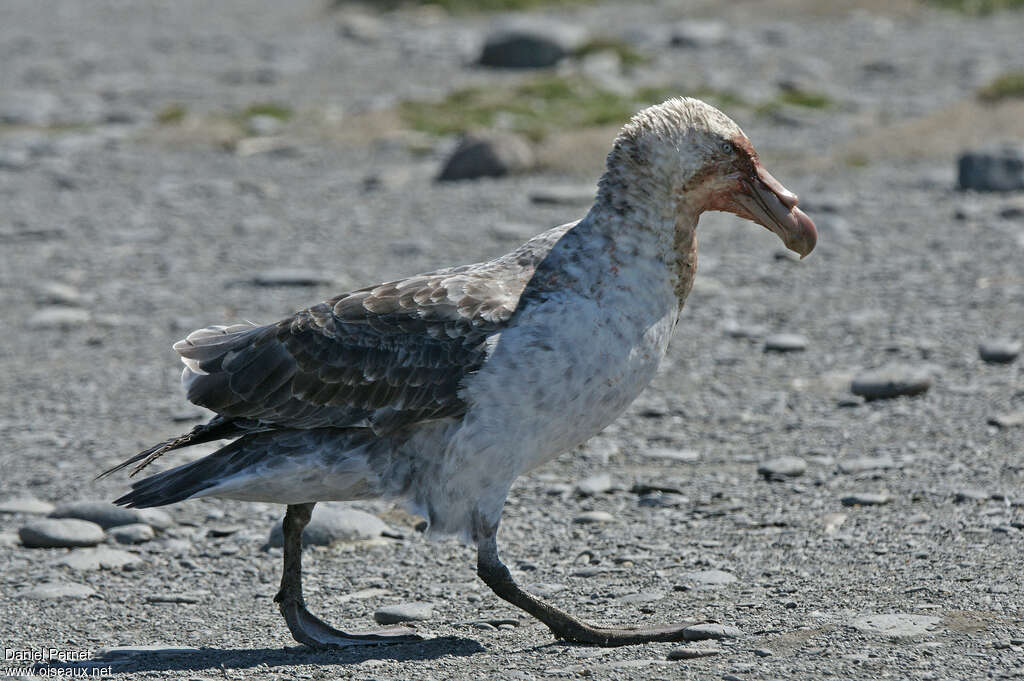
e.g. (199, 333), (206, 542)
(977, 71), (1024, 102)
(400, 76), (694, 141)
(755, 87), (832, 117)
(335, 0), (595, 12)
(240, 102), (294, 121)
(156, 103), (187, 125)
(573, 38), (650, 68)
(923, 0), (1024, 14)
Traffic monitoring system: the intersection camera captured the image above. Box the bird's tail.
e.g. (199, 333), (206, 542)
(97, 416), (249, 480)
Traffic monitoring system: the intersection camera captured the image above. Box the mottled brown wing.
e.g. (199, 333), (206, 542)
(173, 270), (523, 433)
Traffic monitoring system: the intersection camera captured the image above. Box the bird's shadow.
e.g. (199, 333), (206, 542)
(34, 637), (484, 675)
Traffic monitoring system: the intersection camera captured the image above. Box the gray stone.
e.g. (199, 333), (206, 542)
(837, 455), (895, 474)
(478, 21), (586, 69)
(641, 447), (700, 462)
(680, 570), (738, 588)
(979, 340), (1021, 364)
(51, 501), (149, 529)
(23, 582), (96, 600)
(667, 647), (720, 660)
(145, 591), (210, 604)
(373, 601), (434, 624)
(670, 20), (729, 48)
(529, 185), (595, 206)
(615, 590), (665, 604)
(573, 510), (615, 524)
(954, 488), (990, 503)
(109, 523), (155, 544)
(851, 366), (931, 400)
(28, 307), (91, 329)
(576, 473), (613, 496)
(249, 269), (333, 287)
(20, 518), (105, 548)
(764, 333), (808, 352)
(57, 547), (141, 570)
(958, 145), (1024, 192)
(840, 492), (892, 506)
(246, 114), (282, 137)
(36, 282), (87, 307)
(0, 496), (55, 515)
(989, 411), (1024, 428)
(438, 133), (534, 181)
(267, 505), (395, 548)
(849, 613), (942, 639)
(758, 456), (807, 480)
(137, 508), (175, 529)
(682, 624), (743, 641)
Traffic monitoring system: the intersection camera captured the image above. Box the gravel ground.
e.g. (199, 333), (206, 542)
(1, 1), (1022, 679)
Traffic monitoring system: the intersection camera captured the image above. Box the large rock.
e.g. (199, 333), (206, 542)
(438, 133), (534, 182)
(958, 145), (1024, 191)
(20, 518), (105, 548)
(851, 365), (931, 400)
(267, 505), (396, 548)
(478, 21), (586, 69)
(50, 501), (150, 529)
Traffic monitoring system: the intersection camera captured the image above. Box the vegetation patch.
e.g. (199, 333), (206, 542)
(572, 38), (650, 68)
(240, 102), (294, 121)
(922, 0), (1024, 14)
(977, 71), (1024, 102)
(399, 77), (748, 141)
(156, 103), (187, 125)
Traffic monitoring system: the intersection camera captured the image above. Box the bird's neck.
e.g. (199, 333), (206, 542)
(586, 168), (701, 304)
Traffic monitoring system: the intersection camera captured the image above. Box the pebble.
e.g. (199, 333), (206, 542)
(954, 488), (990, 503)
(145, 591), (210, 604)
(667, 647), (720, 660)
(849, 613), (942, 639)
(763, 333), (808, 353)
(575, 473), (613, 496)
(757, 456), (807, 480)
(837, 455), (895, 474)
(0, 496), (55, 515)
(615, 590), (665, 604)
(681, 624), (743, 641)
(850, 365), (931, 400)
(267, 505), (396, 548)
(989, 411), (1024, 428)
(979, 340), (1021, 364)
(57, 547), (141, 570)
(246, 114), (282, 137)
(438, 132), (534, 181)
(23, 582), (96, 600)
(529, 185), (595, 206)
(640, 447), (700, 462)
(822, 512), (848, 534)
(679, 570), (738, 588)
(50, 501), (151, 529)
(109, 523), (155, 544)
(249, 269), (333, 287)
(20, 518), (105, 548)
(478, 21), (585, 69)
(37, 281), (87, 307)
(958, 145), (1024, 191)
(373, 601), (434, 624)
(840, 492), (892, 506)
(28, 307), (92, 329)
(669, 20), (729, 48)
(573, 511), (615, 524)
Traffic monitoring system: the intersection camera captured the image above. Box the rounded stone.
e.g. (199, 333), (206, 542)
(267, 505), (395, 548)
(0, 497), (55, 515)
(57, 547), (141, 571)
(572, 511), (616, 524)
(680, 570), (738, 588)
(849, 613), (942, 640)
(757, 456), (807, 480)
(851, 366), (931, 400)
(840, 492), (892, 507)
(109, 523), (155, 544)
(667, 647), (720, 660)
(373, 602), (434, 624)
(19, 518), (105, 548)
(23, 582), (96, 600)
(50, 501), (149, 529)
(764, 333), (808, 353)
(682, 624), (743, 641)
(979, 340), (1021, 364)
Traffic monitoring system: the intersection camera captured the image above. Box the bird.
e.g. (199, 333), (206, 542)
(103, 97), (816, 649)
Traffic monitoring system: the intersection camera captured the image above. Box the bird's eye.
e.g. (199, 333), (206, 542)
(720, 142), (734, 155)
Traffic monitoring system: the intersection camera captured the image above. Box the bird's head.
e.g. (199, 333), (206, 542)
(604, 97), (817, 259)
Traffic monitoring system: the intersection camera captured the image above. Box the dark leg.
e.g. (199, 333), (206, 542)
(273, 503), (422, 648)
(476, 527), (697, 646)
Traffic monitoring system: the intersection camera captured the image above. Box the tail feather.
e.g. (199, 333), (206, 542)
(98, 416), (250, 480)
